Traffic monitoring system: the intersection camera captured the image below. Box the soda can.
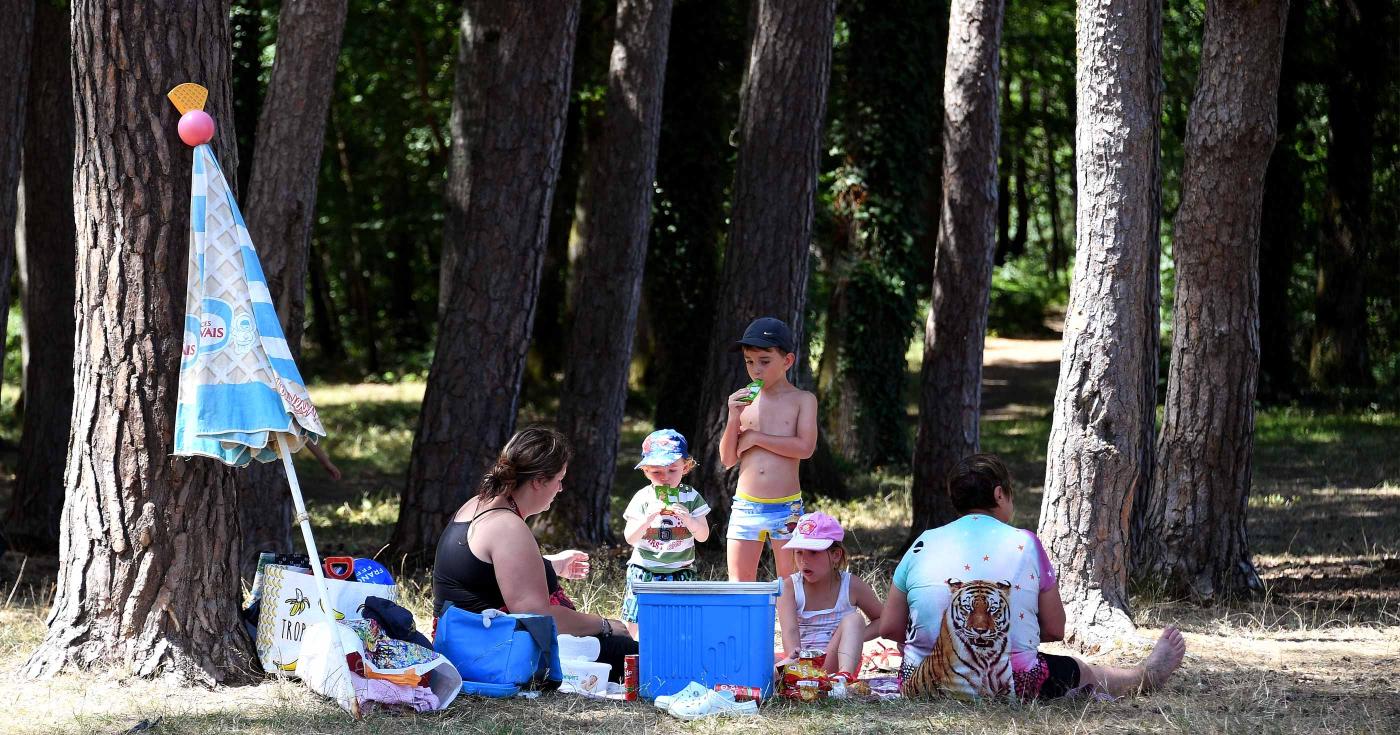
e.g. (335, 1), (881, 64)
(713, 683), (763, 702)
(623, 654), (639, 701)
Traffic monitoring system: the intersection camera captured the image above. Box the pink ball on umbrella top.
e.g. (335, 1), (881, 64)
(178, 110), (215, 147)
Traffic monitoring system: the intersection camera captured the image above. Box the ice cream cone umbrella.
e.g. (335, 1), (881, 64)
(167, 84), (358, 718)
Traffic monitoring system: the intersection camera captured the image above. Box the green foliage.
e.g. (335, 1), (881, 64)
(211, 0), (1397, 406)
(810, 0), (943, 467)
(227, 0), (459, 380)
(986, 254), (1061, 338)
(3, 308), (21, 392)
(301, 1), (458, 379)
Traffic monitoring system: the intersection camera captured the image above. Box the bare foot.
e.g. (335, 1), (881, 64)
(1141, 626), (1186, 691)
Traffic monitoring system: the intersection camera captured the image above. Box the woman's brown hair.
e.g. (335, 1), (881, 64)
(478, 425), (573, 501)
(947, 453), (1014, 514)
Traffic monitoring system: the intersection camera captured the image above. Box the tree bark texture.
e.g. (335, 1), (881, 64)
(239, 0), (348, 572)
(690, 0), (837, 523)
(1256, 0), (1307, 402)
(818, 0), (943, 468)
(643, 0), (743, 439)
(1135, 0), (1287, 603)
(8, 0), (75, 554)
(0, 0), (34, 412)
(1037, 0), (1162, 649)
(910, 0), (1004, 538)
(24, 0), (249, 684)
(1309, 0), (1379, 388)
(392, 1), (581, 560)
(555, 0), (673, 546)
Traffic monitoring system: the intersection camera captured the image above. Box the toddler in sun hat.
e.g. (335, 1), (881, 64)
(776, 512), (886, 677)
(619, 429), (712, 639)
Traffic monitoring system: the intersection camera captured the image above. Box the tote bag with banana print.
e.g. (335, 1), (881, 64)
(256, 564), (398, 675)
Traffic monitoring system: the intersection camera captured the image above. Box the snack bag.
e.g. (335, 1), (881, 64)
(780, 650), (831, 700)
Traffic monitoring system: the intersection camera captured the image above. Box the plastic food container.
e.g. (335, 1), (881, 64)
(561, 659), (612, 695)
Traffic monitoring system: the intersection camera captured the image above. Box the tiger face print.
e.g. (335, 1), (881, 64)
(902, 578), (1015, 700)
(946, 578), (1011, 648)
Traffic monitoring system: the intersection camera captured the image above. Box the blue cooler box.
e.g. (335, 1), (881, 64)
(633, 580), (782, 699)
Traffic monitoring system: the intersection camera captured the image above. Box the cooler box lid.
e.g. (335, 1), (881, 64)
(631, 580), (782, 596)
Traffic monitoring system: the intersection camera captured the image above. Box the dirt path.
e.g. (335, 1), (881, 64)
(980, 336), (1062, 421)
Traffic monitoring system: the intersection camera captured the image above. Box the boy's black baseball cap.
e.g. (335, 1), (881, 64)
(732, 316), (795, 353)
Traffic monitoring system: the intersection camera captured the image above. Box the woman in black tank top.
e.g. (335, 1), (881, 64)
(433, 508), (572, 616)
(431, 427), (637, 681)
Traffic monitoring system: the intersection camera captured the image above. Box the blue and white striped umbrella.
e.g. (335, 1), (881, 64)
(174, 142), (325, 465)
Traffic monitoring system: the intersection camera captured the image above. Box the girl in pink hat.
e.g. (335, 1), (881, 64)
(776, 512), (884, 678)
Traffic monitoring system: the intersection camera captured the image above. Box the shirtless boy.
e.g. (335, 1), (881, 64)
(719, 317), (818, 582)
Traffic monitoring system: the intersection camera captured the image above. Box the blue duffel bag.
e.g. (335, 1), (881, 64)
(434, 603), (563, 697)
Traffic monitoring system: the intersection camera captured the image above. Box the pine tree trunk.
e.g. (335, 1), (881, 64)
(1043, 88), (1067, 279)
(995, 71), (1012, 263)
(24, 0), (249, 684)
(910, 0), (1004, 538)
(1309, 0), (1378, 389)
(1256, 0), (1307, 402)
(644, 0), (743, 438)
(391, 1), (581, 560)
(553, 0), (674, 546)
(238, 0), (348, 573)
(1037, 0), (1162, 649)
(8, 0), (74, 555)
(690, 0), (837, 523)
(306, 238), (346, 363)
(1011, 78), (1031, 257)
(0, 0), (33, 413)
(1134, 0), (1287, 603)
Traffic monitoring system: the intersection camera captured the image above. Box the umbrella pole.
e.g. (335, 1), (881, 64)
(277, 433), (361, 718)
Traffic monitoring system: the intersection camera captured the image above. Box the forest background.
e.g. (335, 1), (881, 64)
(0, 0), (1396, 732)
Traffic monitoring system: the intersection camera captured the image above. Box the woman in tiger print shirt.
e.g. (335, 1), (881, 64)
(880, 454), (1186, 701)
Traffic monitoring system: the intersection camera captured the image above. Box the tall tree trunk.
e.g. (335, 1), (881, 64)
(1256, 0), (1307, 403)
(8, 0), (74, 555)
(1037, 0), (1161, 649)
(0, 0), (34, 410)
(306, 238), (346, 363)
(1043, 87), (1067, 279)
(644, 0), (743, 439)
(690, 0), (837, 523)
(238, 0), (348, 572)
(553, 0), (674, 546)
(1010, 75), (1031, 257)
(910, 0), (1004, 538)
(1134, 0), (1287, 603)
(995, 69), (1012, 263)
(817, 0), (943, 468)
(1309, 0), (1378, 389)
(391, 1), (581, 560)
(24, 0), (248, 684)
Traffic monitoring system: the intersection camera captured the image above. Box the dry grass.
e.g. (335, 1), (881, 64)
(1, 361), (1398, 733)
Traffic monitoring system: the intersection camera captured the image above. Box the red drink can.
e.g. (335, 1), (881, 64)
(623, 655), (639, 701)
(713, 683), (763, 702)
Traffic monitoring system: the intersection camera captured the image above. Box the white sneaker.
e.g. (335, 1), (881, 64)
(668, 689), (759, 720)
(653, 681), (712, 710)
